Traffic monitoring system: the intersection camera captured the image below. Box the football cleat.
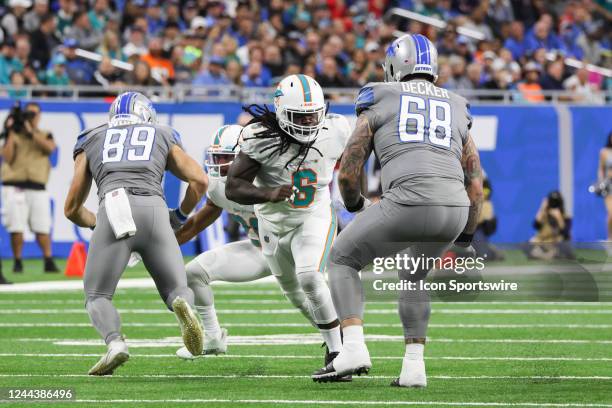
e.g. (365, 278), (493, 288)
(88, 338), (129, 376)
(323, 345), (352, 382)
(172, 297), (204, 357)
(312, 342), (371, 382)
(391, 358), (427, 388)
(176, 328), (228, 360)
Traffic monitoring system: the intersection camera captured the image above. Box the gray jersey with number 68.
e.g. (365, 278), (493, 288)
(356, 79), (471, 206)
(73, 123), (182, 200)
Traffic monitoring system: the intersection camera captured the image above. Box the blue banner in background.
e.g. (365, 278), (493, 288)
(571, 106), (610, 242)
(0, 100), (607, 260)
(473, 106), (560, 243)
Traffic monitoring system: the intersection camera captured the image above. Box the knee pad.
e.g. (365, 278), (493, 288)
(329, 244), (363, 271)
(297, 271), (326, 296)
(85, 294), (112, 308)
(185, 259), (212, 287)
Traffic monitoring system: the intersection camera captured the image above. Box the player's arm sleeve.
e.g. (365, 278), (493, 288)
(238, 124), (265, 163)
(161, 126), (184, 150)
(459, 97), (473, 144)
(355, 84), (382, 133)
(73, 129), (91, 160)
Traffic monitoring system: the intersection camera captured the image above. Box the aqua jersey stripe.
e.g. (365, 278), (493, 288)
(297, 74), (312, 103)
(318, 207), (337, 273)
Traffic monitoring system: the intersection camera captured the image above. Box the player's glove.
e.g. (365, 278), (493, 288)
(169, 208), (188, 231)
(452, 232), (476, 258)
(345, 195), (372, 214)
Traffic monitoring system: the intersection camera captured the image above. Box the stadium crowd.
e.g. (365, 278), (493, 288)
(0, 0), (610, 101)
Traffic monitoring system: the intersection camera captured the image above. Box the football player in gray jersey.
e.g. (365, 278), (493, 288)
(64, 92), (209, 375)
(312, 34), (484, 386)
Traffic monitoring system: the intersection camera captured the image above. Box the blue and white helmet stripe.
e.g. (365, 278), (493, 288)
(384, 34), (438, 82)
(109, 92), (157, 126)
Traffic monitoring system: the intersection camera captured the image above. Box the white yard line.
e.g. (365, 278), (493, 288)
(0, 353), (610, 362)
(0, 277), (278, 293)
(1, 299), (611, 306)
(0, 398), (608, 407)
(3, 308), (612, 314)
(2, 322), (611, 329)
(7, 333), (612, 346)
(0, 373), (610, 381)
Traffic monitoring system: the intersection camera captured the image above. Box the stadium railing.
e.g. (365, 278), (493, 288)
(0, 85), (610, 105)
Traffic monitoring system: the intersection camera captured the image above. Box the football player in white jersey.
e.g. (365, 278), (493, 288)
(174, 124), (314, 359)
(225, 74), (351, 374)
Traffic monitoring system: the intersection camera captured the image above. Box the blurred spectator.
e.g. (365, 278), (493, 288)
(0, 40), (21, 85)
(93, 57), (123, 88)
(141, 36), (174, 85)
(193, 57), (229, 86)
(1, 0), (31, 37)
(465, 62), (483, 89)
(98, 30), (126, 62)
(576, 21), (606, 64)
(44, 54), (69, 86)
(504, 21), (527, 60)
(8, 70), (27, 98)
(126, 60), (158, 86)
(316, 57), (354, 88)
(524, 191), (575, 260)
(517, 61), (544, 102)
(23, 0), (48, 32)
(563, 67), (604, 103)
(66, 11), (102, 51)
(1, 102), (60, 273)
(145, 0), (165, 35)
(88, 0), (114, 33)
(225, 59), (243, 86)
(56, 0), (77, 37)
(61, 38), (96, 84)
(122, 27), (148, 58)
(242, 61), (268, 87)
(540, 59), (566, 91)
(446, 55), (472, 90)
(29, 13), (59, 71)
(525, 19), (564, 54)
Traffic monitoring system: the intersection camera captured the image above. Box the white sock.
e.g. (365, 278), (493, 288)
(196, 305), (220, 338)
(320, 326), (342, 353)
(342, 325), (365, 344)
(405, 343), (424, 360)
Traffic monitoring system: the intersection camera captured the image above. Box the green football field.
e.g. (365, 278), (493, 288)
(0, 257), (611, 408)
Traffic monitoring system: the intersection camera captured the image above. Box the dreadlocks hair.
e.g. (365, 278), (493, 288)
(241, 104), (322, 169)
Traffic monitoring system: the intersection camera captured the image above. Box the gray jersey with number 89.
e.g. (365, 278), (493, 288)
(73, 123), (182, 201)
(356, 79), (471, 207)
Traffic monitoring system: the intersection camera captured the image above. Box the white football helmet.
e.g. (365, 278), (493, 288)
(205, 124), (243, 179)
(109, 92), (157, 126)
(274, 74), (325, 144)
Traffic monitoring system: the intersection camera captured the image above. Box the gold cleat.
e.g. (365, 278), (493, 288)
(172, 297), (204, 356)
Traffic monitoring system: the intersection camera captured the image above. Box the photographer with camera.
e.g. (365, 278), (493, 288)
(524, 191), (575, 260)
(1, 102), (59, 273)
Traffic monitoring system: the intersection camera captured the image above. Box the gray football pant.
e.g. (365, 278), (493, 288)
(328, 199), (468, 339)
(84, 195), (194, 344)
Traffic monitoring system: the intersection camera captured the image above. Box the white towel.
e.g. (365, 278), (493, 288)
(104, 188), (137, 239)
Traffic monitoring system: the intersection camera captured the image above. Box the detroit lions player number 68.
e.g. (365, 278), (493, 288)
(312, 34), (484, 386)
